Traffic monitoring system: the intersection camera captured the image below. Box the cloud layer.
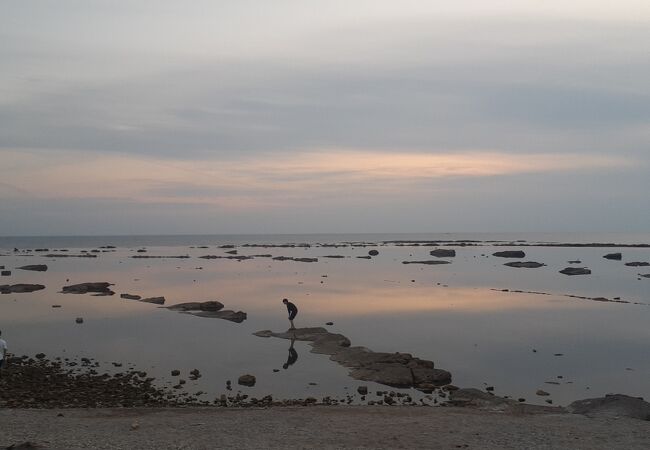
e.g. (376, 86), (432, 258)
(1, 1), (649, 234)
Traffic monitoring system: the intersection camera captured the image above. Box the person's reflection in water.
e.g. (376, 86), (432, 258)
(283, 338), (298, 370)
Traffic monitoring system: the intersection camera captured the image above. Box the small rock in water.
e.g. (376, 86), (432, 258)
(603, 252), (622, 261)
(171, 370), (181, 376)
(368, 250), (379, 256)
(559, 267), (591, 276)
(357, 386), (368, 395)
(75, 317), (84, 324)
(325, 322), (334, 326)
(238, 374), (256, 387)
(1, 270), (11, 276)
(536, 390), (550, 396)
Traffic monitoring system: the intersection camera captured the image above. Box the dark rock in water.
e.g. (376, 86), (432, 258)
(559, 267), (591, 276)
(536, 390), (550, 396)
(167, 301), (225, 311)
(61, 282), (114, 295)
(368, 250), (379, 256)
(238, 374), (256, 387)
(75, 317), (84, 324)
(429, 249), (456, 258)
(323, 255), (345, 258)
(171, 370), (181, 376)
(492, 251), (526, 258)
(0, 284), (45, 294)
(140, 296), (165, 305)
(357, 386), (368, 395)
(1, 270), (11, 276)
(357, 256), (372, 259)
(639, 274), (650, 279)
(625, 261), (650, 267)
(603, 252), (622, 261)
(225, 250), (238, 255)
(568, 394), (650, 420)
(326, 322), (334, 326)
(120, 293), (142, 300)
(504, 261), (546, 268)
(568, 260), (582, 264)
(401, 260), (451, 265)
(17, 264), (48, 272)
(219, 245), (235, 249)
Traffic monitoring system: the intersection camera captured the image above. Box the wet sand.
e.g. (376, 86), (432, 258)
(3, 406), (650, 449)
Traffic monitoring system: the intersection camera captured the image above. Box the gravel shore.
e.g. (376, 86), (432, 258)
(4, 406), (650, 449)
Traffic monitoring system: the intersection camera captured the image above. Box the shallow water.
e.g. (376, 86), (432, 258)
(1, 233), (649, 406)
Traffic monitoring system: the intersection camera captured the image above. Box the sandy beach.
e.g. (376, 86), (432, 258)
(4, 405), (650, 449)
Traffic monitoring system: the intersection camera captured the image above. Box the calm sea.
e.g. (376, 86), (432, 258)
(1, 232), (649, 406)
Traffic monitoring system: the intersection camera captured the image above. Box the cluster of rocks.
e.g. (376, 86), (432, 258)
(0, 355), (192, 408)
(254, 327), (451, 391)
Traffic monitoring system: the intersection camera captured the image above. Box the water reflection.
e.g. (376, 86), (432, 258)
(0, 240), (649, 406)
(283, 338), (298, 370)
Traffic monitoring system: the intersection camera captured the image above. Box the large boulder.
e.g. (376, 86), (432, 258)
(568, 394), (650, 420)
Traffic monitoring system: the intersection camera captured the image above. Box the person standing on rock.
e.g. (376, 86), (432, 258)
(283, 298), (298, 329)
(0, 330), (7, 378)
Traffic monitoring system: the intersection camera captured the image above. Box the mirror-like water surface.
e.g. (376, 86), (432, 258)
(1, 233), (649, 406)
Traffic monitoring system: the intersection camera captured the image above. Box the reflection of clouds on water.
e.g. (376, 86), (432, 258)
(1, 240), (650, 405)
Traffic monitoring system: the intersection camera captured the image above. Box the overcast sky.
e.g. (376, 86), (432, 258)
(1, 1), (649, 235)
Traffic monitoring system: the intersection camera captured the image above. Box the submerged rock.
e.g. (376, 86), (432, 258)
(187, 310), (247, 323)
(429, 249), (456, 258)
(61, 282), (114, 295)
(492, 251), (526, 258)
(17, 264), (48, 272)
(559, 267), (592, 276)
(0, 284), (46, 294)
(504, 261), (546, 268)
(625, 262), (650, 267)
(568, 394), (650, 420)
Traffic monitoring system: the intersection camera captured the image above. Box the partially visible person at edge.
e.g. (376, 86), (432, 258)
(0, 330), (7, 378)
(283, 298), (298, 329)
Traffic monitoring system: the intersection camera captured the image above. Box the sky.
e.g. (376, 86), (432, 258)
(1, 1), (649, 235)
